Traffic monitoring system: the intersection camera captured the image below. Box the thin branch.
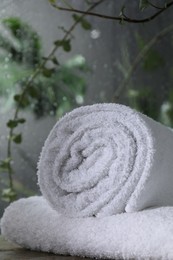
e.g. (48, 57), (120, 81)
(61, 0), (74, 9)
(148, 1), (163, 10)
(112, 23), (173, 101)
(51, 0), (173, 24)
(6, 0), (105, 197)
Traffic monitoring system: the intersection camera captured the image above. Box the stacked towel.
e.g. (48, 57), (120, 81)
(2, 196), (173, 260)
(1, 103), (173, 259)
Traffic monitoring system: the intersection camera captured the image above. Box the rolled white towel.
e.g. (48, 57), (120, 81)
(1, 196), (173, 260)
(37, 103), (173, 217)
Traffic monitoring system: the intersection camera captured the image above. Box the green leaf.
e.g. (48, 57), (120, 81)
(62, 39), (71, 52)
(72, 14), (91, 30)
(139, 0), (149, 11)
(119, 5), (125, 24)
(48, 0), (56, 4)
(12, 133), (22, 144)
(14, 94), (30, 107)
(27, 86), (39, 98)
(52, 56), (59, 65)
(42, 56), (49, 61)
(54, 40), (63, 47)
(42, 68), (55, 78)
(54, 39), (71, 52)
(14, 94), (21, 102)
(81, 18), (92, 30)
(135, 33), (164, 71)
(17, 118), (26, 124)
(119, 5), (125, 16)
(2, 188), (17, 202)
(143, 50), (164, 71)
(0, 158), (11, 172)
(7, 118), (25, 129)
(72, 14), (81, 22)
(7, 119), (18, 128)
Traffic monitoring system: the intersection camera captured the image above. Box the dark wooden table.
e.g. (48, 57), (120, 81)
(0, 236), (93, 260)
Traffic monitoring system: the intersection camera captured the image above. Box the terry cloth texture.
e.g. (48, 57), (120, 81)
(38, 103), (173, 217)
(2, 103), (173, 259)
(1, 196), (173, 260)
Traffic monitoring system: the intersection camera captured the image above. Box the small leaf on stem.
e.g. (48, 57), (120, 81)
(48, 0), (56, 4)
(14, 94), (30, 107)
(12, 133), (22, 144)
(81, 19), (92, 30)
(27, 86), (39, 98)
(42, 68), (55, 77)
(139, 0), (149, 11)
(7, 120), (18, 129)
(72, 14), (91, 30)
(62, 39), (71, 52)
(14, 94), (21, 102)
(72, 14), (81, 22)
(119, 5), (125, 16)
(0, 158), (12, 172)
(54, 39), (71, 52)
(52, 56), (59, 65)
(17, 118), (26, 124)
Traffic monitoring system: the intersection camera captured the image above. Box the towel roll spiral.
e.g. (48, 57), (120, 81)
(38, 103), (173, 217)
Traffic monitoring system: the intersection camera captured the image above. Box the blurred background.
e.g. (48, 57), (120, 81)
(0, 0), (173, 216)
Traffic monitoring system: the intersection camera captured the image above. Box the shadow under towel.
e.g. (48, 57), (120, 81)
(38, 103), (173, 217)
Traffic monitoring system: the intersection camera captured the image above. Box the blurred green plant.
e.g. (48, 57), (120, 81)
(15, 54), (88, 118)
(0, 17), (41, 111)
(135, 33), (165, 71)
(0, 9), (94, 201)
(0, 17), (88, 116)
(126, 33), (165, 121)
(115, 26), (173, 126)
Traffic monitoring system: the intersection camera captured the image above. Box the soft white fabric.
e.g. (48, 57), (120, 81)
(38, 103), (173, 217)
(1, 196), (173, 260)
(2, 103), (173, 260)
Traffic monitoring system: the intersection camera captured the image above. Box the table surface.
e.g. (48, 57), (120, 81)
(0, 236), (93, 260)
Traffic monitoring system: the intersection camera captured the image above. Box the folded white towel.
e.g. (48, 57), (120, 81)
(38, 103), (173, 217)
(1, 196), (173, 260)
